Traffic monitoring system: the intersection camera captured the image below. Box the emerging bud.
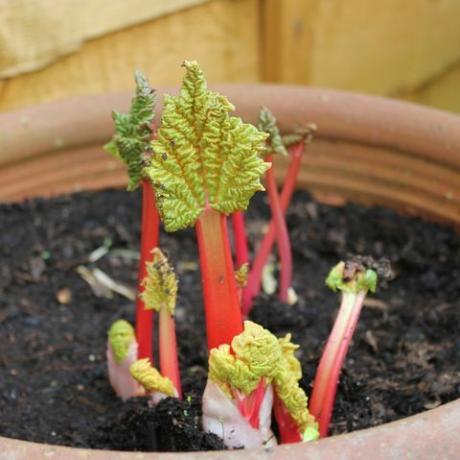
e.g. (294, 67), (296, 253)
(107, 320), (144, 401)
(203, 321), (318, 448)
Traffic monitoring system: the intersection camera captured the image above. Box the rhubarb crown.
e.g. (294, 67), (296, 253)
(326, 261), (378, 294)
(141, 248), (178, 315)
(108, 319), (135, 363)
(209, 321), (318, 435)
(130, 358), (176, 397)
(145, 60), (270, 231)
(105, 71), (156, 191)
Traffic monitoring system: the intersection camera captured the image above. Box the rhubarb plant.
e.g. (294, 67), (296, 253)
(242, 112), (315, 316)
(103, 60), (393, 450)
(145, 60), (269, 351)
(203, 321), (318, 448)
(105, 72), (159, 362)
(310, 259), (378, 437)
(107, 319), (144, 401)
(257, 107), (293, 305)
(141, 247), (182, 398)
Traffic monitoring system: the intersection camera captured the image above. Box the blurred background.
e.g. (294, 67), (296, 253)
(0, 0), (459, 113)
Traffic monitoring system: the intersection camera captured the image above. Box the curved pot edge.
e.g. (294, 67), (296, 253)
(0, 400), (458, 459)
(1, 85), (459, 168)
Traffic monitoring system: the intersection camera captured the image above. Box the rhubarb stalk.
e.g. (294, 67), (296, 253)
(105, 71), (159, 362)
(145, 61), (269, 351)
(264, 153), (292, 303)
(136, 179), (159, 360)
(309, 260), (378, 437)
(231, 211), (249, 269)
(142, 247), (182, 397)
(196, 208), (243, 349)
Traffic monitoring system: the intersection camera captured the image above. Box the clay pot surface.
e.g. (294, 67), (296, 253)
(0, 85), (459, 459)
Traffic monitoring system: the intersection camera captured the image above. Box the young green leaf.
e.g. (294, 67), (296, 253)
(108, 319), (136, 363)
(257, 106), (288, 156)
(105, 71), (156, 190)
(141, 248), (178, 315)
(145, 60), (270, 231)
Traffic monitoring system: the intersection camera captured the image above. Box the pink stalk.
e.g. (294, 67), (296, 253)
(242, 141), (304, 316)
(136, 179), (160, 361)
(234, 379), (267, 429)
(264, 154), (292, 303)
(273, 395), (303, 443)
(196, 207), (243, 351)
(310, 291), (366, 437)
(231, 211), (249, 268)
(159, 307), (182, 398)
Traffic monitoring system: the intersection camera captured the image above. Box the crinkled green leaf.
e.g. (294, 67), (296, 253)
(104, 71), (156, 190)
(145, 61), (270, 231)
(326, 261), (378, 294)
(257, 106), (287, 156)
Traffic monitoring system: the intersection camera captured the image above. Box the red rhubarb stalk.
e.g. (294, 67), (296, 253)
(135, 179), (160, 360)
(159, 306), (182, 398)
(104, 72), (158, 362)
(231, 211), (249, 268)
(196, 208), (243, 350)
(265, 154), (292, 304)
(273, 395), (303, 443)
(242, 141), (304, 316)
(309, 261), (377, 437)
(141, 247), (182, 397)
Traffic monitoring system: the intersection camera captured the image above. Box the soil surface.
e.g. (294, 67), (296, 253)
(0, 189), (459, 451)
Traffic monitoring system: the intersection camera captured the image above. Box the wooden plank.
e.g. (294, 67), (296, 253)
(262, 0), (460, 98)
(0, 0), (209, 78)
(0, 0), (260, 112)
(262, 0), (316, 84)
(401, 62), (460, 113)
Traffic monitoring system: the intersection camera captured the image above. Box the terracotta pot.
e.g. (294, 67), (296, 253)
(0, 86), (459, 459)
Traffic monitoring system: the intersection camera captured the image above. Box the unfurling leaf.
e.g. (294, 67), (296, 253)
(145, 61), (270, 231)
(257, 106), (287, 156)
(130, 358), (176, 397)
(105, 71), (156, 190)
(108, 319), (136, 363)
(141, 248), (178, 314)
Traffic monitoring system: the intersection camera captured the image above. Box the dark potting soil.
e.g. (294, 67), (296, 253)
(0, 189), (459, 452)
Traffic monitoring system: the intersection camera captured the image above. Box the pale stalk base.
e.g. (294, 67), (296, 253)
(202, 380), (277, 449)
(107, 341), (144, 401)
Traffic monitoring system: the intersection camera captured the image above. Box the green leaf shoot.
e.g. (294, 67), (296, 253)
(145, 60), (270, 231)
(105, 71), (156, 190)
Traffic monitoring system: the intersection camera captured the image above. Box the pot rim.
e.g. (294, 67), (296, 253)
(0, 85), (459, 459)
(1, 84), (460, 168)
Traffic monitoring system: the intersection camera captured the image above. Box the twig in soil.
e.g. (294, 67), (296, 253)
(76, 266), (136, 300)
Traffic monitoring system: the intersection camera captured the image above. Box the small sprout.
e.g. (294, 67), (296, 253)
(107, 320), (143, 401)
(142, 248), (178, 315)
(141, 248), (182, 397)
(235, 263), (249, 289)
(257, 106), (287, 156)
(108, 320), (135, 363)
(310, 257), (390, 437)
(105, 72), (157, 191)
